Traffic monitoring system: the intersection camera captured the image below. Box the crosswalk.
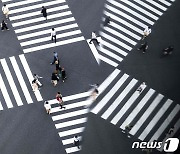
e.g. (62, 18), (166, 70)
(0, 54), (43, 111)
(91, 68), (180, 146)
(97, 0), (175, 67)
(4, 0), (84, 53)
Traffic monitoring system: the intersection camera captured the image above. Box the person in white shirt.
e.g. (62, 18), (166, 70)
(136, 82), (146, 93)
(89, 31), (100, 45)
(73, 136), (80, 149)
(51, 28), (56, 43)
(34, 74), (43, 86)
(2, 4), (9, 19)
(142, 26), (151, 40)
(44, 101), (51, 114)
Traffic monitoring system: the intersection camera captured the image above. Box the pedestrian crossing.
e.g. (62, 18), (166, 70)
(91, 68), (180, 145)
(96, 0), (175, 67)
(0, 54), (43, 111)
(4, 0), (84, 53)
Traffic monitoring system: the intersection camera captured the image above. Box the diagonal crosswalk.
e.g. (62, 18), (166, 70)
(4, 0), (84, 53)
(96, 0), (175, 67)
(91, 68), (180, 145)
(0, 54), (43, 111)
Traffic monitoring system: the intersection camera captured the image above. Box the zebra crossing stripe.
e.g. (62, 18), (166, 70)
(62, 136), (82, 145)
(138, 99), (173, 140)
(0, 74), (13, 108)
(145, 0), (167, 11)
(1, 59), (23, 106)
(0, 101), (3, 110)
(158, 0), (171, 6)
(108, 0), (154, 25)
(65, 146), (81, 153)
(150, 104), (180, 142)
(59, 127), (85, 137)
(9, 56), (33, 104)
(120, 89), (155, 130)
(91, 74), (129, 114)
(7, 0), (42, 8)
(130, 94), (164, 135)
(101, 79), (138, 120)
(19, 54), (43, 101)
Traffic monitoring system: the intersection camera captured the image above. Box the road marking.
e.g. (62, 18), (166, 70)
(0, 101), (3, 110)
(59, 127), (85, 137)
(145, 0), (167, 11)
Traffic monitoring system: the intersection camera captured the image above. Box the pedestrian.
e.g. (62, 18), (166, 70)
(90, 84), (99, 101)
(103, 16), (111, 26)
(163, 45), (174, 55)
(136, 82), (146, 94)
(51, 71), (59, 86)
(44, 101), (51, 114)
(41, 6), (47, 20)
(32, 79), (39, 91)
(51, 28), (56, 43)
(137, 42), (148, 53)
(61, 67), (67, 82)
(55, 60), (62, 76)
(2, 4), (9, 19)
(167, 126), (174, 135)
(142, 26), (151, 40)
(50, 51), (58, 65)
(122, 124), (133, 138)
(89, 31), (100, 45)
(56, 92), (65, 109)
(1, 20), (9, 31)
(34, 74), (43, 86)
(73, 136), (80, 149)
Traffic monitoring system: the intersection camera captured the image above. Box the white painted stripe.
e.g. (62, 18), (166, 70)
(108, 21), (141, 40)
(99, 54), (118, 67)
(98, 45), (123, 62)
(55, 117), (87, 129)
(130, 94), (164, 135)
(65, 146), (81, 153)
(52, 109), (88, 121)
(105, 4), (147, 28)
(10, 5), (69, 21)
(104, 11), (142, 34)
(1, 0), (12, 2)
(111, 85), (147, 125)
(170, 0), (175, 2)
(21, 30), (81, 47)
(104, 26), (136, 45)
(9, 0), (65, 14)
(0, 74), (13, 108)
(102, 79), (138, 120)
(18, 23), (78, 40)
(59, 127), (84, 137)
(1, 59), (23, 106)
(15, 17), (75, 33)
(0, 101), (3, 110)
(108, 0), (154, 25)
(121, 0), (158, 20)
(145, 0), (167, 11)
(138, 99), (173, 140)
(150, 104), (180, 142)
(23, 36), (84, 53)
(12, 11), (72, 27)
(100, 32), (132, 51)
(134, 0), (162, 16)
(91, 74), (129, 114)
(8, 0), (42, 8)
(19, 54), (43, 101)
(158, 0), (171, 6)
(9, 56), (33, 104)
(62, 136), (82, 145)
(120, 89), (155, 130)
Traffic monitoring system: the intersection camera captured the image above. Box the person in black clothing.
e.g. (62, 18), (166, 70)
(163, 45), (174, 55)
(51, 72), (59, 86)
(137, 42), (148, 53)
(103, 16), (111, 27)
(61, 67), (67, 82)
(1, 20), (9, 31)
(55, 60), (62, 76)
(41, 6), (47, 20)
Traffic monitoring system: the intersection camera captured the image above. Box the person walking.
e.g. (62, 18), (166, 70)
(51, 28), (56, 43)
(32, 79), (39, 91)
(1, 20), (9, 31)
(142, 26), (151, 40)
(73, 136), (80, 149)
(122, 124), (133, 138)
(55, 60), (62, 76)
(41, 6), (47, 20)
(34, 74), (43, 86)
(51, 71), (59, 86)
(103, 16), (111, 27)
(137, 42), (148, 53)
(50, 51), (59, 65)
(163, 45), (174, 55)
(136, 82), (146, 94)
(61, 67), (67, 82)
(2, 4), (9, 19)
(56, 92), (65, 109)
(89, 31), (100, 45)
(44, 101), (51, 114)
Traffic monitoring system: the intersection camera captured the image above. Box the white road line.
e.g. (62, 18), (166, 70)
(62, 136), (82, 145)
(9, 56), (33, 104)
(8, 0), (42, 8)
(65, 146), (81, 153)
(98, 54), (118, 67)
(120, 89), (155, 130)
(108, 0), (154, 25)
(121, 0), (158, 20)
(130, 94), (164, 135)
(150, 104), (180, 142)
(55, 117), (87, 129)
(91, 74), (129, 114)
(145, 0), (167, 11)
(158, 0), (171, 6)
(102, 78), (138, 120)
(1, 59), (23, 106)
(0, 101), (3, 110)
(59, 127), (85, 137)
(0, 74), (13, 108)
(19, 54), (43, 101)
(111, 85), (147, 125)
(138, 99), (173, 141)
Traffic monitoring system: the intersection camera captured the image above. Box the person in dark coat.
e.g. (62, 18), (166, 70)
(163, 45), (174, 55)
(51, 72), (59, 86)
(137, 42), (148, 53)
(1, 20), (9, 31)
(41, 6), (47, 20)
(61, 67), (67, 82)
(103, 16), (111, 26)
